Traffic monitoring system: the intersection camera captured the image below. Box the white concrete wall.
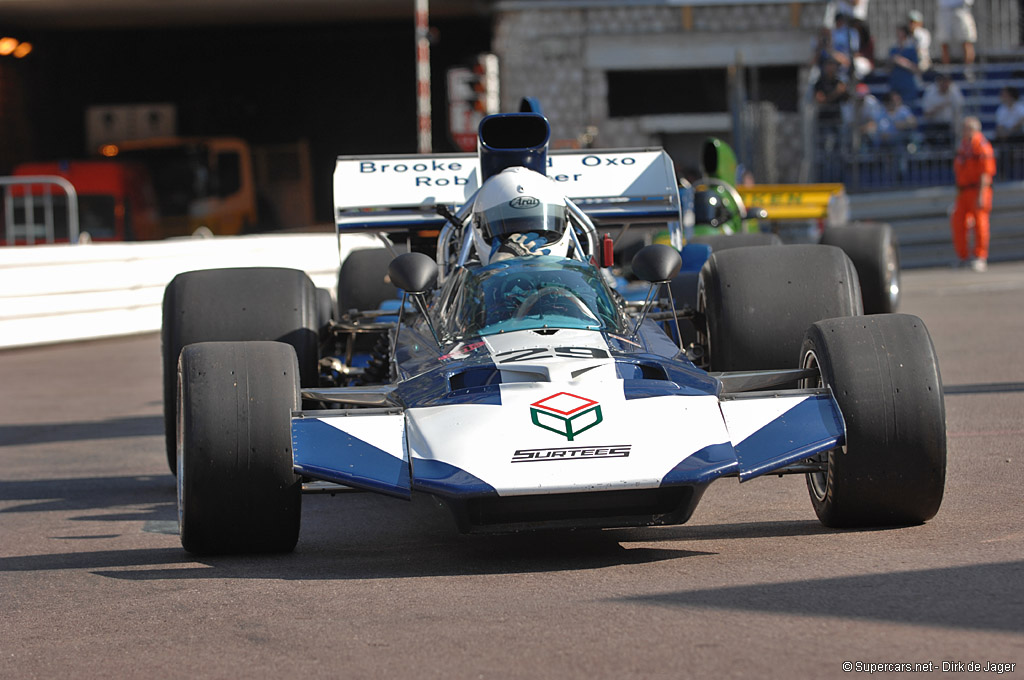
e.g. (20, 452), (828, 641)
(0, 232), (382, 349)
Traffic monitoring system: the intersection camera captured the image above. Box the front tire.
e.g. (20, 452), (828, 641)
(802, 315), (946, 527)
(177, 341), (302, 554)
(161, 267), (320, 474)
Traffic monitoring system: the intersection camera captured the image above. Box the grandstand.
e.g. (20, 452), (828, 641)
(814, 61), (1024, 190)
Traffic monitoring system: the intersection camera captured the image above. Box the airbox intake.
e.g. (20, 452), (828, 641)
(478, 113), (551, 182)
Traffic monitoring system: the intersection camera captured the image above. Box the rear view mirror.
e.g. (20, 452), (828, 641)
(631, 244), (682, 284)
(388, 252), (438, 294)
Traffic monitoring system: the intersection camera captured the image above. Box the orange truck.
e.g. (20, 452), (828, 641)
(101, 136), (316, 237)
(103, 136), (258, 237)
(3, 159), (160, 244)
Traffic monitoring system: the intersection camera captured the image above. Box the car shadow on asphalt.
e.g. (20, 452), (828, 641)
(943, 381), (1024, 395)
(0, 473), (175, 517)
(0, 475), (854, 582)
(602, 519), (839, 543)
(0, 415), (164, 446)
(612, 560), (1024, 634)
(0, 487), (721, 580)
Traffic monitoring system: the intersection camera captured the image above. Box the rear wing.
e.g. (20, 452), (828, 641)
(737, 183), (848, 224)
(334, 148), (682, 233)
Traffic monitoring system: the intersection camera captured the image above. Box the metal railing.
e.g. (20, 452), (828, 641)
(810, 122), (1024, 191)
(1, 176), (80, 245)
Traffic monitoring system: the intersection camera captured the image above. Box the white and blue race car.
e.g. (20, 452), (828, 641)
(163, 113), (946, 554)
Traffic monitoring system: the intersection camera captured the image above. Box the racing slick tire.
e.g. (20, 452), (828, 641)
(162, 267), (320, 474)
(177, 341), (302, 554)
(690, 232), (783, 251)
(316, 287), (334, 335)
(821, 222), (900, 315)
(801, 314), (946, 527)
(336, 247), (404, 316)
(699, 244), (862, 371)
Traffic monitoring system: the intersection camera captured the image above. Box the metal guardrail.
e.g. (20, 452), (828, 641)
(812, 134), (1024, 192)
(1, 176), (80, 245)
(848, 181), (1024, 268)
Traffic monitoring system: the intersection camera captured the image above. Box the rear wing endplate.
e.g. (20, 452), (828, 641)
(334, 148), (681, 233)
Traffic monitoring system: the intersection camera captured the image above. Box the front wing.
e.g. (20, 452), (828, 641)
(291, 384), (844, 530)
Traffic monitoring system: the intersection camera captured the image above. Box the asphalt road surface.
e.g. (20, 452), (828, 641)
(2, 264), (1022, 679)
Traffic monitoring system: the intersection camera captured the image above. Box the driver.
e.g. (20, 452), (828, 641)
(471, 166), (573, 265)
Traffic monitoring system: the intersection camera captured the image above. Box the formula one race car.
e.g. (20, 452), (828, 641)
(686, 137), (902, 315)
(162, 112), (946, 555)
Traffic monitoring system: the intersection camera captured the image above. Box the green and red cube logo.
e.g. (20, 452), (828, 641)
(530, 392), (603, 441)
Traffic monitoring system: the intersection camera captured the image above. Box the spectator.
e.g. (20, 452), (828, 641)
(922, 73), (963, 124)
(833, 0), (869, 23)
(888, 25), (922, 106)
(811, 27), (835, 70)
(952, 116), (995, 270)
(995, 87), (1024, 142)
(830, 13), (873, 79)
(844, 83), (884, 145)
(875, 91), (918, 147)
(908, 9), (932, 72)
(814, 58), (849, 114)
(830, 1), (872, 60)
(921, 73), (964, 145)
(936, 0), (976, 66)
(814, 58), (849, 151)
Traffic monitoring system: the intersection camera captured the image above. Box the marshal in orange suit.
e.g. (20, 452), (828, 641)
(952, 116), (996, 272)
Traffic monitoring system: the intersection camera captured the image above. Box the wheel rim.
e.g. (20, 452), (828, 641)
(885, 238), (901, 311)
(802, 350), (830, 502)
(176, 361), (186, 531)
(695, 282), (711, 370)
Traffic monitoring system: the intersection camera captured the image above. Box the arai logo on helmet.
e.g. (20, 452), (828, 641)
(509, 196), (540, 209)
(530, 392), (603, 441)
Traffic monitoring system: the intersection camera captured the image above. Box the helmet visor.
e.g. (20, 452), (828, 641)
(476, 196), (566, 242)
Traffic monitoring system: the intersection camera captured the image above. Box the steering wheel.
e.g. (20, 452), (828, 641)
(697, 177), (749, 221)
(513, 286), (598, 322)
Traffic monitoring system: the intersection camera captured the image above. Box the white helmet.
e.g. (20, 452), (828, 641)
(471, 166), (572, 265)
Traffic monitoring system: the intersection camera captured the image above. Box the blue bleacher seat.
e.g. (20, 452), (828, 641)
(815, 61), (1024, 189)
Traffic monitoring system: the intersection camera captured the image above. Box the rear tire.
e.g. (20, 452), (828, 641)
(162, 267), (320, 474)
(336, 247), (404, 316)
(177, 341), (302, 554)
(821, 222), (900, 314)
(802, 315), (946, 527)
(699, 245), (862, 371)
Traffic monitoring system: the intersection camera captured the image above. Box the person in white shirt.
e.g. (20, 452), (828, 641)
(835, 0), (868, 21)
(908, 9), (932, 72)
(995, 86), (1024, 141)
(936, 0), (976, 65)
(922, 73), (963, 124)
(921, 73), (963, 146)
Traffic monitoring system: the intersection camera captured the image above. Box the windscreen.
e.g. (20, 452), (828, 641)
(444, 256), (624, 338)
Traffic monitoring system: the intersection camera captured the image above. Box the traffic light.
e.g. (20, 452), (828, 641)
(471, 53), (499, 115)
